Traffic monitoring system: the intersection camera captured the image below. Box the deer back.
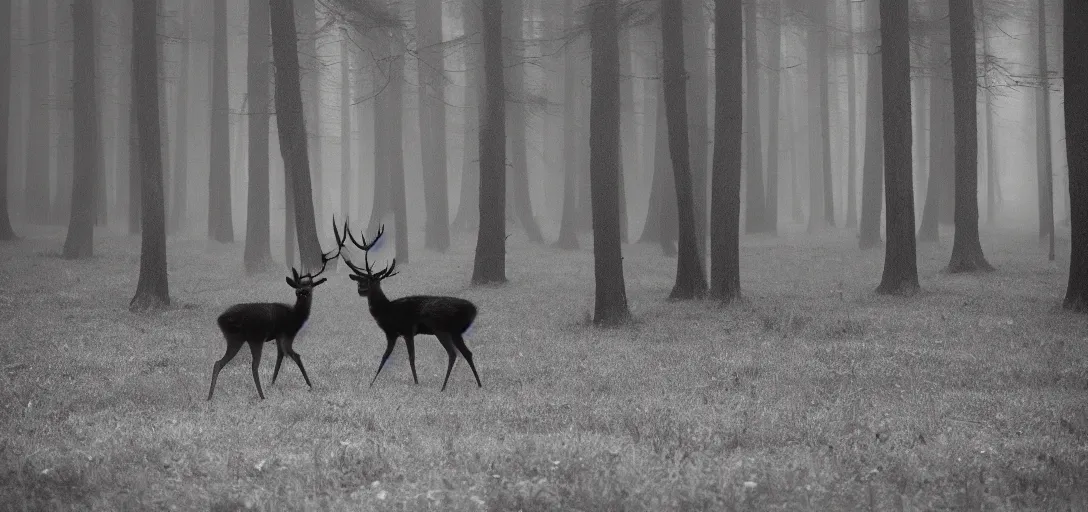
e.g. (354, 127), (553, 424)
(217, 302), (303, 341)
(373, 295), (477, 336)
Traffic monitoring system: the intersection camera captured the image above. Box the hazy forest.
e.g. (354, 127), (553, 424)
(1, 0), (1086, 508)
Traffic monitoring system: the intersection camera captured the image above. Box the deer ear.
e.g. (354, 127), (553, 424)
(286, 276), (297, 288)
(348, 274), (362, 282)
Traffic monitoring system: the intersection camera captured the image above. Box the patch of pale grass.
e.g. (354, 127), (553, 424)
(0, 224), (1086, 510)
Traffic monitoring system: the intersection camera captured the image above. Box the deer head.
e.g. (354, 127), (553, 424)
(342, 223), (398, 296)
(286, 218), (348, 301)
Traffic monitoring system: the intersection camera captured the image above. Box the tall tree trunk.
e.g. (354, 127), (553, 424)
(845, 0), (858, 229)
(685, 0), (709, 257)
(816, 0), (834, 227)
(764, 0), (782, 235)
(946, 0), (991, 272)
(1063, 0), (1088, 310)
(919, 58), (951, 242)
(128, 36), (140, 234)
(270, 0), (325, 272)
(51, 0), (73, 225)
(244, 0), (273, 273)
(1036, 0), (1054, 254)
(503, 0), (544, 243)
(805, 12), (825, 232)
(743, 0), (766, 234)
(170, 0), (191, 234)
(156, 0), (169, 223)
(981, 3), (998, 225)
(130, 0), (169, 311)
(453, 0), (480, 231)
(588, 0), (629, 325)
(710, 0), (741, 302)
(24, 0), (49, 224)
(63, 0), (97, 258)
(0, 0), (15, 239)
(876, 0), (919, 296)
(472, 0), (506, 284)
(207, 0), (233, 243)
(296, 0), (323, 233)
(664, 0), (706, 298)
(339, 29), (350, 225)
(388, 34), (409, 264)
(618, 27), (634, 243)
(858, 2), (884, 250)
(554, 0), (580, 250)
(417, 0), (451, 251)
(366, 37), (390, 236)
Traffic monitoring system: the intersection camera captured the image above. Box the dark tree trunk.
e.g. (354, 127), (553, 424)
(270, 0), (325, 272)
(858, 12), (884, 250)
(876, 0), (919, 296)
(618, 27), (634, 243)
(684, 0), (709, 257)
(0, 0), (15, 239)
(663, 0), (706, 297)
(63, 0), (97, 259)
(128, 39), (140, 234)
(764, 0), (782, 235)
(946, 0), (992, 273)
(845, 0), (858, 229)
(588, 0), (629, 325)
(805, 7), (826, 232)
(981, 3), (998, 225)
(452, 0), (480, 231)
(244, 0), (273, 273)
(389, 35), (409, 264)
(51, 0), (73, 226)
(709, 0), (741, 302)
(816, 0), (834, 227)
(554, 0), (580, 250)
(1036, 0), (1054, 253)
(1064, 0), (1088, 310)
(743, 0), (766, 234)
(503, 0), (544, 243)
(417, 0), (450, 252)
(170, 0), (191, 234)
(472, 0), (506, 285)
(207, 0), (233, 243)
(25, 0), (49, 224)
(296, 0), (323, 231)
(130, 0), (170, 311)
(156, 0), (169, 222)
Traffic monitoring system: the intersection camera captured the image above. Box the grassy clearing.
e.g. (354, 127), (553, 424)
(0, 225), (1086, 510)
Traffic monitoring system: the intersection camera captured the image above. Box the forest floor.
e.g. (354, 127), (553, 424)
(1, 224), (1086, 511)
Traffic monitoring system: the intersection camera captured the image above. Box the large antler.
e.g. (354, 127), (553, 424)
(291, 216), (348, 284)
(343, 223), (398, 280)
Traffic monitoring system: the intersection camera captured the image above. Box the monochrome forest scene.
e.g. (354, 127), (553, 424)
(2, 0), (1088, 508)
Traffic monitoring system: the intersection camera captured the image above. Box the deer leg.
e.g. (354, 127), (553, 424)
(404, 335), (419, 385)
(369, 333), (398, 387)
(207, 338), (244, 401)
(271, 347), (286, 385)
(287, 351), (313, 389)
(248, 341), (266, 400)
(436, 334), (458, 392)
(453, 334), (483, 388)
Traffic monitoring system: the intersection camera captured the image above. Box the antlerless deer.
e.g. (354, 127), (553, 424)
(343, 222), (483, 391)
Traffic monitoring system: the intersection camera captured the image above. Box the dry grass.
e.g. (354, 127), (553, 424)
(0, 224), (1085, 511)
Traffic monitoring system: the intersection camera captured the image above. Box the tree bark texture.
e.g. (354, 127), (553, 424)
(170, 0), (191, 233)
(1063, 0), (1088, 310)
(555, 0), (580, 250)
(472, 0), (507, 285)
(876, 0), (919, 296)
(764, 0), (782, 235)
(63, 0), (97, 259)
(244, 0), (274, 273)
(858, 19), (884, 250)
(1036, 0), (1055, 250)
(453, 0), (480, 231)
(710, 0), (741, 302)
(743, 0), (766, 234)
(0, 0), (15, 239)
(130, 0), (170, 311)
(503, 0), (544, 243)
(417, 0), (450, 251)
(25, 0), (49, 223)
(51, 0), (73, 225)
(208, 0), (233, 243)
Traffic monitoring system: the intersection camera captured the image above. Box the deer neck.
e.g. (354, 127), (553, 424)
(366, 284), (391, 311)
(292, 295), (313, 326)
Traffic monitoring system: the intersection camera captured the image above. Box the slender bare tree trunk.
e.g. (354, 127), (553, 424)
(764, 0), (782, 235)
(472, 0), (507, 284)
(170, 0), (191, 234)
(858, 0), (884, 250)
(208, 0), (233, 243)
(1063, 0), (1088, 310)
(1036, 0), (1055, 257)
(339, 29), (351, 225)
(743, 0), (766, 234)
(244, 0), (274, 273)
(130, 0), (169, 311)
(710, 0), (741, 302)
(0, 0), (15, 239)
(25, 0), (50, 224)
(51, 0), (73, 225)
(388, 34), (409, 264)
(63, 0), (97, 258)
(417, 0), (450, 251)
(453, 0), (480, 231)
(555, 0), (580, 250)
(845, 0), (858, 229)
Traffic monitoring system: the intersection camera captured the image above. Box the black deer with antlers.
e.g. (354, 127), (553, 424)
(206, 221), (347, 400)
(343, 223), (483, 391)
